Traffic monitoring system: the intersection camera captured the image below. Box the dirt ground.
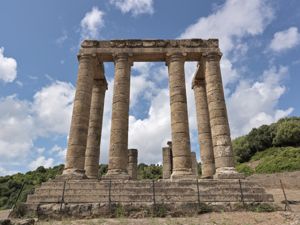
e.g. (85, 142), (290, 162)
(36, 211), (300, 225)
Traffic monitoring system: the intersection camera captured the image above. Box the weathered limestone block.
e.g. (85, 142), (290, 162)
(167, 53), (195, 180)
(63, 54), (95, 178)
(127, 149), (138, 180)
(204, 51), (244, 179)
(105, 53), (132, 180)
(85, 72), (107, 179)
(190, 152), (198, 176)
(192, 78), (215, 178)
(162, 146), (172, 179)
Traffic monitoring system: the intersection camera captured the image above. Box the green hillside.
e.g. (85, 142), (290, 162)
(233, 117), (300, 175)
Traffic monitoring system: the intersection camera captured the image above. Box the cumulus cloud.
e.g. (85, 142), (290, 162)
(0, 167), (16, 176)
(0, 47), (17, 83)
(227, 66), (293, 137)
(80, 7), (105, 39)
(180, 0), (274, 54)
(33, 81), (75, 135)
(109, 0), (154, 16)
(29, 156), (54, 170)
(269, 27), (300, 52)
(0, 81), (74, 174)
(51, 145), (67, 161)
(0, 95), (35, 160)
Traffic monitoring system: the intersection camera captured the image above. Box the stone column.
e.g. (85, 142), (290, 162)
(204, 51), (244, 179)
(190, 152), (198, 176)
(84, 64), (107, 179)
(166, 53), (194, 180)
(127, 149), (138, 180)
(162, 147), (172, 179)
(105, 53), (131, 180)
(192, 78), (215, 178)
(63, 54), (95, 178)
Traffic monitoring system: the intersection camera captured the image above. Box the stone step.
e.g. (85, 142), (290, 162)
(34, 187), (196, 195)
(27, 192), (273, 204)
(39, 181), (260, 190)
(33, 186), (266, 198)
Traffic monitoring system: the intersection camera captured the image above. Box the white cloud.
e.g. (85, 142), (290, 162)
(0, 81), (74, 175)
(0, 47), (17, 83)
(0, 95), (35, 160)
(269, 27), (300, 52)
(56, 30), (68, 45)
(180, 0), (274, 54)
(28, 156), (54, 170)
(0, 167), (16, 176)
(51, 145), (67, 161)
(33, 81), (75, 135)
(227, 66), (293, 137)
(80, 7), (105, 39)
(109, 0), (154, 16)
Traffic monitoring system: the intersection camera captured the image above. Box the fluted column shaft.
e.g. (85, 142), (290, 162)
(167, 53), (194, 179)
(63, 54), (95, 177)
(192, 78), (215, 178)
(204, 51), (243, 179)
(84, 76), (107, 179)
(106, 53), (131, 179)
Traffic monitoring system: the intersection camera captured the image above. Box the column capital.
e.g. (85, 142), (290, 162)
(165, 52), (187, 66)
(113, 53), (133, 66)
(77, 53), (95, 62)
(203, 51), (222, 62)
(191, 78), (205, 89)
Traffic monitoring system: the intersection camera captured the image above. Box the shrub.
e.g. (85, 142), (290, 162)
(273, 119), (300, 147)
(236, 164), (254, 176)
(255, 147), (300, 173)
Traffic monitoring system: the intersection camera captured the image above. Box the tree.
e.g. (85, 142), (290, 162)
(273, 120), (300, 147)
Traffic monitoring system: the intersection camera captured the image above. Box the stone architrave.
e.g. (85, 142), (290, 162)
(192, 77), (215, 178)
(204, 51), (244, 179)
(63, 54), (95, 178)
(104, 53), (132, 179)
(162, 147), (172, 179)
(166, 53), (194, 180)
(127, 149), (138, 180)
(84, 65), (107, 179)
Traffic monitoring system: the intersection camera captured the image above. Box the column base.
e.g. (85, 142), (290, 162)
(102, 169), (130, 180)
(58, 168), (87, 180)
(171, 170), (197, 181)
(213, 167), (245, 179)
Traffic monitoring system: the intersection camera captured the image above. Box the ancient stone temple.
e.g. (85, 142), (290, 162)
(25, 39), (274, 217)
(62, 39), (242, 180)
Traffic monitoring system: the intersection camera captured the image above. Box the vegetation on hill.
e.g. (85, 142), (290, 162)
(233, 117), (300, 175)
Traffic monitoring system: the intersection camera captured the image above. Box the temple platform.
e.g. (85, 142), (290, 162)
(25, 179), (275, 218)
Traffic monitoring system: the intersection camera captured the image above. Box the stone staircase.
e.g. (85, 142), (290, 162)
(26, 179), (274, 211)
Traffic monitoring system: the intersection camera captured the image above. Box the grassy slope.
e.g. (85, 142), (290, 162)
(236, 146), (300, 176)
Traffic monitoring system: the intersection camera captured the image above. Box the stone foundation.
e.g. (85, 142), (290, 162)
(25, 179), (274, 218)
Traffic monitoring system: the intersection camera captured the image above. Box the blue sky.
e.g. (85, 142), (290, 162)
(0, 0), (300, 175)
